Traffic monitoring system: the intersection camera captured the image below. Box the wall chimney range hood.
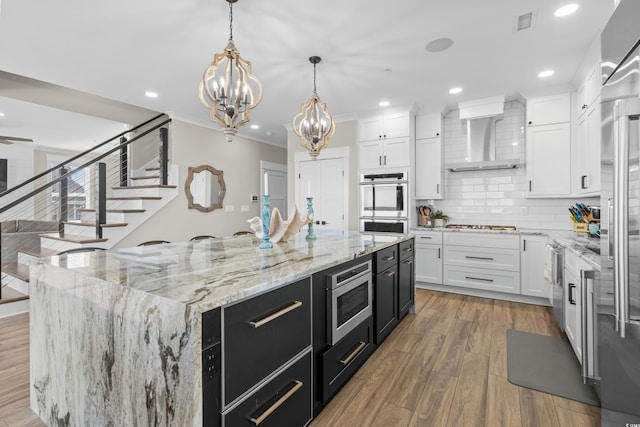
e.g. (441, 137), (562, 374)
(446, 96), (522, 172)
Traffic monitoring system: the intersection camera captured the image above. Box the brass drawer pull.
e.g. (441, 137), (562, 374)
(403, 260), (413, 265)
(249, 300), (303, 328)
(339, 341), (366, 365)
(403, 247), (413, 252)
(249, 380), (303, 425)
(383, 255), (395, 261)
(385, 270), (396, 277)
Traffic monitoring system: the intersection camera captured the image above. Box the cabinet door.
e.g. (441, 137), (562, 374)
(375, 267), (398, 344)
(576, 113), (590, 193)
(564, 268), (582, 361)
(383, 112), (410, 138)
(359, 117), (384, 141)
(415, 244), (442, 284)
(520, 235), (550, 299)
(415, 137), (443, 199)
(526, 122), (571, 197)
(382, 138), (410, 168)
(415, 114), (441, 139)
(359, 141), (383, 170)
(398, 255), (414, 319)
(586, 101), (601, 194)
(526, 93), (571, 126)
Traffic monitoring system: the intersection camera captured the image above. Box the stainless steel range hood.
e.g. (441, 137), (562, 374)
(446, 96), (522, 172)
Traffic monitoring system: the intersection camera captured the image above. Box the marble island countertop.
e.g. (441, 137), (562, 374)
(33, 230), (409, 313)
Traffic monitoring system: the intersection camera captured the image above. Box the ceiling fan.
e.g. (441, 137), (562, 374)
(0, 136), (34, 144)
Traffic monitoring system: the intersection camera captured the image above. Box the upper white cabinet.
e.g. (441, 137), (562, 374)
(526, 93), (571, 126)
(576, 100), (601, 195)
(414, 114), (443, 199)
(525, 93), (572, 197)
(576, 63), (601, 119)
(359, 112), (411, 141)
(358, 111), (413, 170)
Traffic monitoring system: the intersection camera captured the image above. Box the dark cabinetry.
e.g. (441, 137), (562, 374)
(374, 245), (398, 344)
(202, 308), (221, 427)
(398, 239), (415, 320)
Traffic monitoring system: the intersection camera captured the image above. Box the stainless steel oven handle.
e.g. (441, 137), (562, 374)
(580, 270), (594, 383)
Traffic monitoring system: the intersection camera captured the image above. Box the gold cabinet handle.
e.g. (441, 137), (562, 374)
(249, 380), (303, 425)
(385, 270), (395, 277)
(383, 255), (395, 261)
(403, 247), (413, 253)
(339, 341), (366, 365)
(403, 260), (413, 265)
(249, 301), (302, 328)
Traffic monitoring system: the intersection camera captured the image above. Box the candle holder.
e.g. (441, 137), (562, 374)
(259, 195), (273, 249)
(306, 197), (316, 241)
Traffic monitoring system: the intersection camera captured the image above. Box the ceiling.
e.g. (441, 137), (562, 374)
(0, 0), (615, 148)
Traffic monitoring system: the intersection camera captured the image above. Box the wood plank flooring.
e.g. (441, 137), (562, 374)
(311, 289), (601, 427)
(0, 290), (600, 426)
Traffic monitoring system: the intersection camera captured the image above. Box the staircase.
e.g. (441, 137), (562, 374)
(0, 114), (175, 317)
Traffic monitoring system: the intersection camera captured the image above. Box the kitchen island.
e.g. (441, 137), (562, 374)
(28, 231), (410, 426)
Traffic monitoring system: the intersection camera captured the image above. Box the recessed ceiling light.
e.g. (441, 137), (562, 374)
(0, 112), (5, 117)
(250, 124), (259, 129)
(555, 4), (579, 17)
(512, 142), (519, 146)
(425, 38), (454, 53)
(379, 101), (390, 107)
(538, 70), (555, 78)
(265, 131), (272, 136)
(145, 91), (159, 98)
(449, 87), (463, 94)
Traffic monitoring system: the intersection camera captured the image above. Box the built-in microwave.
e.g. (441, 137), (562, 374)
(359, 172), (408, 218)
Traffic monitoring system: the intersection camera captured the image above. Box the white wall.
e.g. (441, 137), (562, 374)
(423, 101), (598, 230)
(114, 120), (286, 247)
(287, 120), (359, 231)
(0, 144), (35, 221)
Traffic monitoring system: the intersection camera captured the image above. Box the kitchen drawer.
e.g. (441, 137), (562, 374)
(444, 246), (520, 272)
(376, 245), (398, 273)
(399, 239), (414, 260)
(413, 231), (443, 245)
(224, 277), (311, 405)
(443, 232), (520, 249)
(223, 351), (312, 427)
(322, 315), (374, 402)
(444, 265), (521, 294)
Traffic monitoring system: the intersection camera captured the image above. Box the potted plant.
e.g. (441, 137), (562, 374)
(431, 210), (449, 227)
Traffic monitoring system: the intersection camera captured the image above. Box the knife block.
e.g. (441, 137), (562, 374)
(419, 215), (430, 227)
(573, 223), (588, 233)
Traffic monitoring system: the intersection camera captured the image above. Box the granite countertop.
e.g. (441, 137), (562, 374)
(33, 230), (409, 313)
(411, 226), (601, 270)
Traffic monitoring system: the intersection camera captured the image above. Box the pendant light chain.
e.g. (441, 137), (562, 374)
(313, 62), (317, 93)
(228, 1), (234, 42)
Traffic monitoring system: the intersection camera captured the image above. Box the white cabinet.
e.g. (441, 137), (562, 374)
(575, 100), (601, 195)
(520, 235), (551, 300)
(415, 137), (443, 199)
(359, 112), (411, 141)
(359, 138), (410, 170)
(564, 259), (583, 361)
(526, 93), (571, 126)
(442, 233), (521, 294)
(576, 64), (601, 119)
(414, 232), (442, 285)
(415, 114), (442, 139)
(526, 122), (572, 197)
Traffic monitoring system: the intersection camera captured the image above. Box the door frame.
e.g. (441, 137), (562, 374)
(260, 160), (287, 199)
(294, 147), (350, 231)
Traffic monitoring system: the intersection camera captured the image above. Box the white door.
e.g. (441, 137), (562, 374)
(261, 161), (287, 219)
(297, 157), (346, 231)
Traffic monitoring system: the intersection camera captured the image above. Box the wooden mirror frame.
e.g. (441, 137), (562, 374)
(185, 165), (226, 212)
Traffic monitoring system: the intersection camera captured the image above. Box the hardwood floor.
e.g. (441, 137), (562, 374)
(0, 290), (600, 426)
(312, 289), (601, 427)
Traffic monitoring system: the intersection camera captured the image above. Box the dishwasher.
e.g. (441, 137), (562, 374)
(547, 243), (565, 331)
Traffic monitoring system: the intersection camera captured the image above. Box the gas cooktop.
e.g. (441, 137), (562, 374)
(445, 224), (517, 231)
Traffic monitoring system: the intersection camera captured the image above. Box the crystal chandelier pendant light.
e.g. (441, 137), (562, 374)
(198, 0), (263, 142)
(292, 56), (335, 160)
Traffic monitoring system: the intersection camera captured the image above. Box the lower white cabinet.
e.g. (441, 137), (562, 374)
(520, 235), (551, 299)
(564, 265), (582, 361)
(414, 232), (442, 284)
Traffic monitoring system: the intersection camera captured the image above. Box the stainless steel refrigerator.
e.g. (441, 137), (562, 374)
(598, 0), (640, 424)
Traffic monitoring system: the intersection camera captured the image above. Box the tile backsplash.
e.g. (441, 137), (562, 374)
(418, 101), (599, 230)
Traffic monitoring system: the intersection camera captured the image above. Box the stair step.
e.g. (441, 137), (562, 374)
(19, 247), (59, 258)
(62, 221), (128, 228)
(145, 167), (160, 171)
(2, 262), (29, 282)
(0, 286), (29, 305)
(131, 175), (160, 180)
(78, 209), (145, 214)
(111, 185), (176, 190)
(106, 196), (162, 201)
(40, 233), (108, 244)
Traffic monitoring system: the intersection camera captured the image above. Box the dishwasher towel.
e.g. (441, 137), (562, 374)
(543, 245), (555, 285)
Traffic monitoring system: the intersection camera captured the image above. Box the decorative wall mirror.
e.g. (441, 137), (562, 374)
(185, 165), (226, 212)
